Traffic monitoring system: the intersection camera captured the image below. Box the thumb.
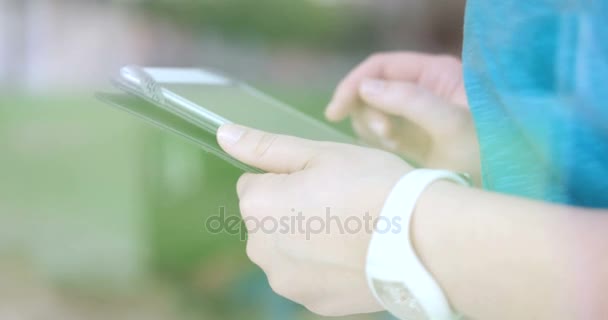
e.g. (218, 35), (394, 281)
(358, 79), (456, 136)
(217, 124), (319, 174)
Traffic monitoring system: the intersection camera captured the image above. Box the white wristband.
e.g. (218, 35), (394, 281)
(366, 169), (471, 320)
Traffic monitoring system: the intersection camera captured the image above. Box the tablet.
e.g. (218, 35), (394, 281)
(97, 66), (358, 173)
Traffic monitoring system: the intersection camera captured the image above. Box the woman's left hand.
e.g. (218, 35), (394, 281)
(217, 124), (412, 316)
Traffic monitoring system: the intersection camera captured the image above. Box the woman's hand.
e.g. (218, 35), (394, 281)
(326, 52), (481, 184)
(217, 124), (412, 316)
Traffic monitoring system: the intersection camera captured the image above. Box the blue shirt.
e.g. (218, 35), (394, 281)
(463, 0), (608, 208)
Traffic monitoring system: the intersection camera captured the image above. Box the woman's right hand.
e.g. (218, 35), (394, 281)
(325, 52), (481, 184)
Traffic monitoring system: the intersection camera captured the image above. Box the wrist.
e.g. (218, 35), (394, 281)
(366, 170), (471, 319)
(412, 179), (474, 316)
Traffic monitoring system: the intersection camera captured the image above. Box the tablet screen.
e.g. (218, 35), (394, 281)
(132, 67), (356, 144)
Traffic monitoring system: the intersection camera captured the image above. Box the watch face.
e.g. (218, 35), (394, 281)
(371, 278), (429, 320)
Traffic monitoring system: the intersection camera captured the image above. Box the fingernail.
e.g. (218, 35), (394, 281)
(369, 119), (388, 136)
(360, 79), (386, 96)
(218, 124), (246, 145)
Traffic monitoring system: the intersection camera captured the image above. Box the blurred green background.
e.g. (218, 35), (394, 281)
(0, 0), (464, 319)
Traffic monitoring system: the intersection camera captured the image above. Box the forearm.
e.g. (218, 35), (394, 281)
(413, 181), (608, 320)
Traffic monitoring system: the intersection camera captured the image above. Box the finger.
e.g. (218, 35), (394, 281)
(325, 52), (433, 122)
(361, 108), (392, 138)
(387, 124), (430, 166)
(325, 55), (384, 122)
(236, 173), (256, 197)
(358, 79), (456, 136)
(350, 108), (393, 148)
(217, 124), (321, 174)
(351, 109), (379, 145)
(238, 173), (291, 220)
(351, 108), (429, 165)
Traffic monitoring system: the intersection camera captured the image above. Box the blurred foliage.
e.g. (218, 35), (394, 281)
(0, 88), (359, 318)
(139, 0), (376, 49)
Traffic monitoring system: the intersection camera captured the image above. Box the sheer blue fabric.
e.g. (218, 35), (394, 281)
(463, 0), (608, 207)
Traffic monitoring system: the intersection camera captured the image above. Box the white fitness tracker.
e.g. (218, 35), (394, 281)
(366, 169), (471, 320)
